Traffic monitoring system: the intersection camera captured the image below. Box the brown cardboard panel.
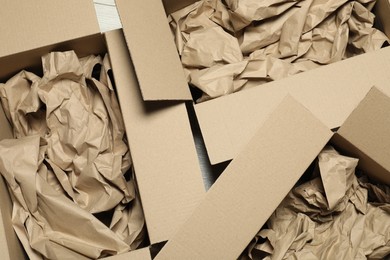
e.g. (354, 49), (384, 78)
(115, 0), (191, 101)
(195, 84), (287, 164)
(162, 0), (199, 14)
(156, 96), (333, 259)
(104, 247), (151, 260)
(105, 30), (205, 243)
(196, 46), (390, 165)
(0, 0), (100, 58)
(0, 34), (106, 83)
(336, 87), (390, 185)
(375, 0), (390, 38)
(331, 133), (390, 187)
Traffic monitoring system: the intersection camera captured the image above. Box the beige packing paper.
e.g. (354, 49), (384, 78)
(224, 0), (301, 31)
(169, 0), (389, 102)
(168, 0), (234, 55)
(241, 146), (390, 260)
(190, 61), (248, 102)
(239, 6), (302, 55)
(346, 1), (389, 57)
(181, 26), (243, 67)
(0, 51), (145, 259)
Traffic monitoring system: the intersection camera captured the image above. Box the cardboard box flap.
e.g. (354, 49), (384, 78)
(337, 87), (390, 185)
(105, 30), (205, 243)
(161, 0), (199, 14)
(115, 0), (192, 101)
(196, 46), (390, 165)
(0, 0), (100, 58)
(156, 95), (333, 259)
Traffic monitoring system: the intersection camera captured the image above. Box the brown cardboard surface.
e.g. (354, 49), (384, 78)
(105, 29), (205, 244)
(104, 247), (151, 260)
(156, 95), (333, 259)
(0, 0), (100, 58)
(196, 84), (287, 164)
(375, 0), (390, 38)
(0, 34), (107, 83)
(196, 46), (390, 164)
(115, 0), (192, 101)
(162, 0), (199, 14)
(337, 88), (390, 185)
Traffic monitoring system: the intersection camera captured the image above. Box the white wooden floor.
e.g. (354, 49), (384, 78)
(94, 0), (122, 32)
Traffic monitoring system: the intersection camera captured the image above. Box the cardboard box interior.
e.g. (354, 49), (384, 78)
(1, 0), (389, 259)
(115, 0), (390, 166)
(0, 32), (152, 260)
(192, 0), (390, 165)
(156, 87), (390, 259)
(0, 1), (205, 258)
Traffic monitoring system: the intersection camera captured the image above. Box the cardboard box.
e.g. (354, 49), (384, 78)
(0, 0), (205, 258)
(115, 0), (390, 165)
(155, 87), (390, 259)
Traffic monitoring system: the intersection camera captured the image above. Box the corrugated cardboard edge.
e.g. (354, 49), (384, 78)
(104, 29), (205, 244)
(115, 0), (191, 101)
(0, 0), (100, 58)
(104, 247), (151, 260)
(336, 87), (390, 185)
(195, 46), (390, 165)
(156, 95), (333, 259)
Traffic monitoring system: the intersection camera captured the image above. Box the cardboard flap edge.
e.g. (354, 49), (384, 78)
(115, 0), (192, 101)
(0, 0), (101, 58)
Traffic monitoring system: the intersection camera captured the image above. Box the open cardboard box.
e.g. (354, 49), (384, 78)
(115, 0), (390, 166)
(155, 87), (390, 259)
(1, 1), (389, 259)
(0, 0), (205, 259)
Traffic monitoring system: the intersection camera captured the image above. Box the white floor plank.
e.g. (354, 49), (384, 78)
(94, 1), (122, 32)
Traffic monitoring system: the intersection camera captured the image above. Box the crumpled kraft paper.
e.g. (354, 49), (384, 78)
(0, 51), (145, 259)
(225, 0), (301, 31)
(168, 0), (389, 102)
(189, 60), (248, 101)
(241, 146), (390, 260)
(168, 0), (234, 55)
(181, 26), (243, 67)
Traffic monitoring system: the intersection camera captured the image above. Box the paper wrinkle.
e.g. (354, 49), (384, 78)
(168, 0), (389, 102)
(0, 51), (145, 259)
(190, 60), (248, 100)
(225, 0), (301, 31)
(241, 146), (390, 260)
(169, 0), (234, 55)
(181, 27), (243, 68)
(239, 6), (301, 54)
